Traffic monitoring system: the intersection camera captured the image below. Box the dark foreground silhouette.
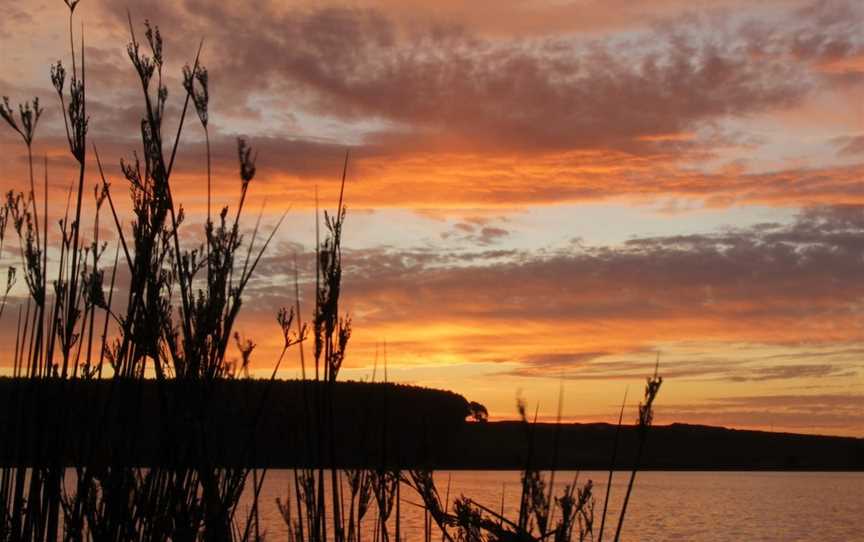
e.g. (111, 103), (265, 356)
(1, 378), (860, 470)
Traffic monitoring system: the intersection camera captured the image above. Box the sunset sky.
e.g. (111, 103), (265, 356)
(1, 0), (862, 435)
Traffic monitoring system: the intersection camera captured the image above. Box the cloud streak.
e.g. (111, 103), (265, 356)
(88, 0), (863, 155)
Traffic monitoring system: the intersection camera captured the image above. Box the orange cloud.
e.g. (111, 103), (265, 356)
(4, 134), (863, 216)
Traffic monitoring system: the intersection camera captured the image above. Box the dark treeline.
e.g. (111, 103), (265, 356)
(0, 378), (469, 468)
(452, 422), (864, 471)
(1, 378), (860, 470)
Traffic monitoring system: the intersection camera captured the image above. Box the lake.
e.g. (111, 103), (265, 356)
(246, 470), (863, 541)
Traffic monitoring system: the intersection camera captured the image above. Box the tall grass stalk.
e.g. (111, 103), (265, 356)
(597, 387), (627, 542)
(612, 361), (662, 542)
(1, 2), (662, 540)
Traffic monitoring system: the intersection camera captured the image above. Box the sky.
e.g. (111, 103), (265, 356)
(0, 0), (862, 436)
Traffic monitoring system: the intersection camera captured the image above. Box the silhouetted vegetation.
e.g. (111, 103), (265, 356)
(0, 2), (669, 540)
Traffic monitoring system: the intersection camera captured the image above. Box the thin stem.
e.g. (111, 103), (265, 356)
(598, 388), (628, 542)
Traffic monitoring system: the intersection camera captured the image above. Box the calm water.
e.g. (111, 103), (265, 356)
(244, 470), (863, 541)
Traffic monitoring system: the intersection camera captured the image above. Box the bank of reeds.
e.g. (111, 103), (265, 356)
(0, 1), (661, 540)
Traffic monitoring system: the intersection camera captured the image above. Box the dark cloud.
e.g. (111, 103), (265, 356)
(345, 205), (864, 323)
(441, 219), (511, 246)
(505, 356), (860, 382)
(87, 0), (863, 156)
(726, 364), (856, 382)
(833, 135), (864, 157)
(704, 393), (864, 409)
(478, 227), (509, 245)
(789, 0), (864, 62)
(3, 1), (862, 214)
(512, 351), (614, 369)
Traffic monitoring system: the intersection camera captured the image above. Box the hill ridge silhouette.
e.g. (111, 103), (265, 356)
(1, 378), (860, 470)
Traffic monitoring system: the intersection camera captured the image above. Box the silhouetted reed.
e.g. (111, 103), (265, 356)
(0, 0), (291, 538)
(596, 390), (627, 542)
(611, 362), (662, 542)
(405, 398), (601, 542)
(0, 2), (662, 540)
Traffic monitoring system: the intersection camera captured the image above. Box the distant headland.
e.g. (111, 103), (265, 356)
(1, 378), (860, 471)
